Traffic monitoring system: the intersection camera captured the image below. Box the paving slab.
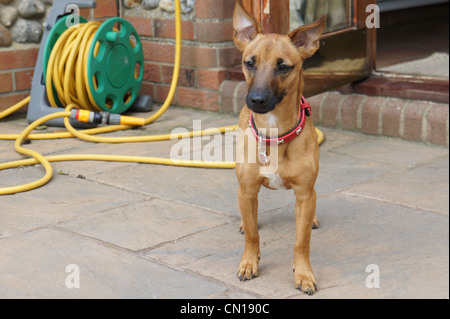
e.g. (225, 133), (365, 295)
(316, 151), (402, 196)
(329, 136), (449, 168)
(0, 228), (228, 299)
(88, 163), (296, 217)
(0, 107), (448, 299)
(344, 155), (449, 215)
(0, 171), (149, 238)
(59, 198), (237, 251)
(147, 193), (449, 299)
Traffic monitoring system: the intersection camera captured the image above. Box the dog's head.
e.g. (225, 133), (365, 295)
(233, 0), (326, 114)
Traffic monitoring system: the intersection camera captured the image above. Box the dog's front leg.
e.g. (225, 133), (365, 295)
(293, 189), (317, 295)
(237, 186), (260, 281)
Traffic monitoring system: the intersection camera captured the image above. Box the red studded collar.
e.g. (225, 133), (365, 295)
(249, 96), (311, 146)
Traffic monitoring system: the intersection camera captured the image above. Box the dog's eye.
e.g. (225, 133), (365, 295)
(277, 64), (292, 74)
(244, 59), (256, 71)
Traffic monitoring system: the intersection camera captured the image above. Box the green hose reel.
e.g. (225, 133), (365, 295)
(43, 15), (144, 114)
(88, 18), (144, 114)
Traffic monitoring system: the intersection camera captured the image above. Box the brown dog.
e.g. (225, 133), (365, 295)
(233, 0), (325, 295)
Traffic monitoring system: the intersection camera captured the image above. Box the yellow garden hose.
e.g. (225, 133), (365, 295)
(0, 0), (238, 196)
(0, 0), (324, 195)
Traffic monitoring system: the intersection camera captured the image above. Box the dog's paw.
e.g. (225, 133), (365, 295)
(239, 222), (245, 234)
(237, 256), (259, 281)
(294, 271), (317, 296)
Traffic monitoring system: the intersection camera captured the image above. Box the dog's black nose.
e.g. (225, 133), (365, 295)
(250, 95), (267, 107)
(248, 90), (270, 110)
(247, 89), (281, 114)
(249, 90), (269, 106)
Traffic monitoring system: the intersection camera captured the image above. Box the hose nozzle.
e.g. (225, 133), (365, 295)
(70, 109), (145, 126)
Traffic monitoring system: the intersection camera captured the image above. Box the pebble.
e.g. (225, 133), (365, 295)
(10, 18), (43, 43)
(158, 0), (194, 13)
(0, 24), (12, 47)
(124, 0), (142, 8)
(0, 6), (19, 27)
(17, 0), (46, 19)
(159, 0), (174, 12)
(142, 0), (160, 10)
(180, 0), (194, 13)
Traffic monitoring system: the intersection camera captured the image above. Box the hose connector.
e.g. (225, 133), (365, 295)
(70, 109), (145, 126)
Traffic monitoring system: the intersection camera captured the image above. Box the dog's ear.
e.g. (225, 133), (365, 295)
(233, 0), (262, 51)
(288, 16), (327, 57)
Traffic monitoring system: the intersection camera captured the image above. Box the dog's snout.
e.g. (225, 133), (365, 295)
(247, 89), (276, 114)
(246, 88), (284, 114)
(249, 91), (268, 107)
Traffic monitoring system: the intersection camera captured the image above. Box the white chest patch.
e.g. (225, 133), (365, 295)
(267, 114), (278, 128)
(263, 173), (288, 190)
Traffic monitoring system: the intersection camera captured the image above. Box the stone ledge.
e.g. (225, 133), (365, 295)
(219, 80), (449, 147)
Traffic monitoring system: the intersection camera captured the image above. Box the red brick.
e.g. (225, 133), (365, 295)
(306, 93), (326, 125)
(93, 0), (117, 18)
(219, 80), (238, 113)
(0, 48), (39, 70)
(0, 72), (13, 94)
(154, 19), (194, 40)
(142, 41), (175, 63)
(14, 69), (34, 91)
(382, 98), (406, 138)
(143, 62), (161, 83)
(140, 82), (155, 98)
(196, 0), (234, 19)
(125, 16), (153, 37)
(155, 84), (177, 104)
(426, 104), (449, 146)
(0, 93), (29, 113)
(162, 65), (196, 88)
(79, 8), (92, 19)
(181, 46), (218, 68)
(235, 81), (248, 114)
(194, 20), (234, 42)
(218, 46), (242, 68)
(341, 94), (365, 130)
(361, 97), (383, 135)
(198, 69), (226, 90)
(403, 101), (427, 141)
(322, 92), (344, 127)
(178, 87), (219, 111)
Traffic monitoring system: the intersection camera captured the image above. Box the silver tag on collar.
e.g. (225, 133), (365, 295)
(258, 136), (270, 165)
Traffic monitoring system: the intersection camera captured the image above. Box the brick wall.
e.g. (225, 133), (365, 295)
(0, 0), (241, 113)
(0, 45), (39, 113)
(126, 0), (241, 111)
(220, 80), (449, 147)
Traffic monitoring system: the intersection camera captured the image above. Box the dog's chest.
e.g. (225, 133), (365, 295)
(262, 173), (289, 190)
